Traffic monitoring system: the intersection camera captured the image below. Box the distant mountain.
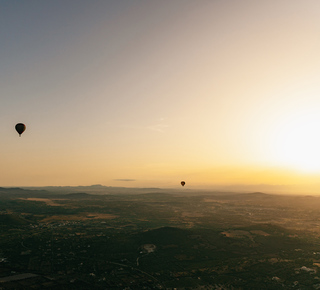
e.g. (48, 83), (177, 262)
(248, 192), (269, 196)
(3, 185), (302, 199)
(0, 187), (59, 198)
(0, 187), (26, 194)
(21, 185), (171, 195)
(63, 192), (104, 199)
(0, 187), (31, 198)
(64, 192), (91, 198)
(241, 192), (272, 198)
(20, 185), (251, 196)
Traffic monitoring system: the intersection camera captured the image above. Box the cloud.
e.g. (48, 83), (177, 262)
(147, 118), (169, 133)
(113, 179), (136, 182)
(118, 118), (169, 133)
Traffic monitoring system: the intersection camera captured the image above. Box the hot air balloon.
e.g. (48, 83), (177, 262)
(15, 123), (26, 137)
(181, 181), (185, 187)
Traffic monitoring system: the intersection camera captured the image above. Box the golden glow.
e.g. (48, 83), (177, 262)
(271, 111), (320, 173)
(3, 1), (320, 192)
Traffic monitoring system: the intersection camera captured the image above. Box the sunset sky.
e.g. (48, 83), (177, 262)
(2, 0), (320, 192)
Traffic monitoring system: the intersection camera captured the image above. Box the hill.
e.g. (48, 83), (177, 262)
(0, 214), (30, 226)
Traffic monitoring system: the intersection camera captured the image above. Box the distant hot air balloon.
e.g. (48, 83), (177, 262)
(181, 181), (185, 187)
(15, 123), (26, 137)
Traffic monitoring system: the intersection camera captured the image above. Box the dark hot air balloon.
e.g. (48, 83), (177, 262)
(15, 123), (26, 137)
(181, 181), (185, 187)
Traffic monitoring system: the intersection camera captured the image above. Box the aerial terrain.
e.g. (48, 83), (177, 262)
(1, 185), (320, 289)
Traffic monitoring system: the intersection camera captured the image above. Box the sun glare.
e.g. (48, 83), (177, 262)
(272, 113), (320, 173)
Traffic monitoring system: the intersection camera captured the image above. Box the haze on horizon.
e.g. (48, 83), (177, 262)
(2, 0), (320, 193)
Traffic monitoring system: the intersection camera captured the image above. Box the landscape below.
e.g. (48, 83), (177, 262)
(1, 186), (320, 289)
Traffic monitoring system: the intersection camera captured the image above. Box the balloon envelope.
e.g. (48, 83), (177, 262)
(181, 181), (185, 186)
(15, 123), (26, 136)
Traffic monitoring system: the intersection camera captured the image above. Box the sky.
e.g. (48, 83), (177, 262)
(2, 0), (320, 192)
